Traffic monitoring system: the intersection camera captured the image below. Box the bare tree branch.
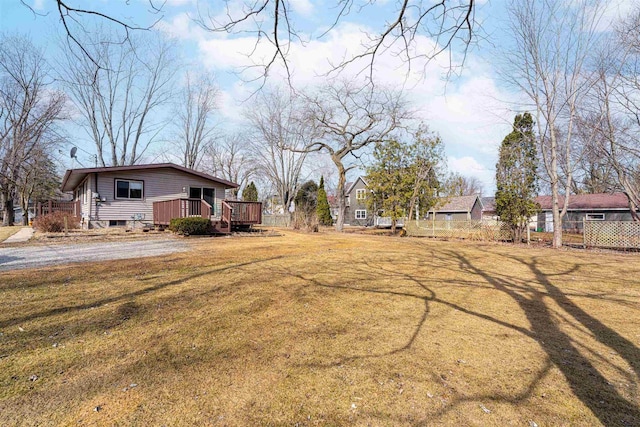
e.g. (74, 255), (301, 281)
(57, 27), (177, 166)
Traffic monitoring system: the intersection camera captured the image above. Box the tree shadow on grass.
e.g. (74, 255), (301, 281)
(268, 245), (639, 425)
(436, 248), (640, 426)
(0, 256), (285, 330)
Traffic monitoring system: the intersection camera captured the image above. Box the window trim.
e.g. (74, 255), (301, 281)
(355, 209), (367, 220)
(114, 179), (144, 200)
(585, 213), (605, 221)
(355, 189), (366, 200)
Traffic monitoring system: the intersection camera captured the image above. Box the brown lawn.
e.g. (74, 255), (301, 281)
(0, 231), (638, 426)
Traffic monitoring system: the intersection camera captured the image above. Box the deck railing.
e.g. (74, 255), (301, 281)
(37, 200), (81, 217)
(152, 198), (262, 231)
(220, 200), (232, 234)
(225, 200), (263, 224)
(153, 198), (211, 226)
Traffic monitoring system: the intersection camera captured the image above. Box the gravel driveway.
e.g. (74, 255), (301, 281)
(0, 239), (189, 272)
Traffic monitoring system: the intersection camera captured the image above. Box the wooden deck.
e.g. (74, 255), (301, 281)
(152, 199), (262, 233)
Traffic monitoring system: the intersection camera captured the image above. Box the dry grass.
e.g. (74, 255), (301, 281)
(0, 226), (23, 242)
(0, 232), (638, 426)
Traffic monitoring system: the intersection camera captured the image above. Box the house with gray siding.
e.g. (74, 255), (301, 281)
(426, 195), (484, 221)
(535, 193), (634, 232)
(343, 177), (374, 226)
(60, 163), (238, 229)
(480, 197), (497, 220)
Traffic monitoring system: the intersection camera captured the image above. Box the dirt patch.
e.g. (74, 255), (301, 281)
(27, 228), (174, 246)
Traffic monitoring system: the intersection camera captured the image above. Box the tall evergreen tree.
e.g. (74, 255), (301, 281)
(243, 181), (258, 201)
(495, 113), (538, 242)
(316, 176), (333, 226)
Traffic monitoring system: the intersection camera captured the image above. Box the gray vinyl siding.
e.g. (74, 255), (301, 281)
(344, 178), (372, 226)
(537, 209), (634, 232)
(427, 212), (470, 221)
(80, 167), (228, 224)
(75, 176), (93, 227)
(470, 199), (483, 220)
(425, 198), (483, 221)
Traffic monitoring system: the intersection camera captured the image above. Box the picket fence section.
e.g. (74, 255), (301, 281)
(405, 219), (511, 241)
(583, 221), (640, 249)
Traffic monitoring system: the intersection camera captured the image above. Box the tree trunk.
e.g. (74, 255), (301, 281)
(333, 156), (346, 232)
(2, 191), (15, 226)
(20, 194), (29, 225)
(552, 191), (562, 248)
(550, 129), (563, 248)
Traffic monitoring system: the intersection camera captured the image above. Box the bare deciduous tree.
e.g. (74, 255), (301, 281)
(204, 133), (256, 199)
(245, 89), (310, 212)
(504, 0), (605, 248)
(58, 27), (176, 166)
(580, 8), (640, 220)
(443, 172), (483, 197)
(301, 81), (412, 231)
(0, 34), (66, 225)
(174, 72), (219, 169)
(16, 147), (60, 225)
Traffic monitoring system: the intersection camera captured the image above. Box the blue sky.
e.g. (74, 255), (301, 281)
(0, 0), (633, 193)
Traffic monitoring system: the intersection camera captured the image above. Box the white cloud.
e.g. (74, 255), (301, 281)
(448, 155), (495, 194)
(289, 0), (314, 17)
(32, 0), (45, 11)
(189, 20), (517, 191)
(157, 13), (208, 40)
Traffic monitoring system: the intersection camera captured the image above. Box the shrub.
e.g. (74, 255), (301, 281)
(169, 217), (211, 235)
(33, 212), (80, 232)
(316, 176), (333, 226)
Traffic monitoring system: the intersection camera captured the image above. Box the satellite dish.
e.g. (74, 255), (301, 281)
(70, 147), (78, 158)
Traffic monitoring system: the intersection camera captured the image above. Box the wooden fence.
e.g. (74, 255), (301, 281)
(583, 220), (640, 249)
(36, 200), (80, 217)
(405, 219), (511, 241)
(261, 214), (291, 227)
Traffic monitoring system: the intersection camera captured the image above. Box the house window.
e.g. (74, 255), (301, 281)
(356, 189), (366, 200)
(585, 213), (605, 220)
(355, 209), (367, 219)
(189, 187), (202, 199)
(115, 179), (143, 200)
(189, 187), (216, 215)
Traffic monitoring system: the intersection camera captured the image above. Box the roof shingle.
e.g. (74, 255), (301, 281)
(434, 195), (479, 212)
(535, 193), (630, 210)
